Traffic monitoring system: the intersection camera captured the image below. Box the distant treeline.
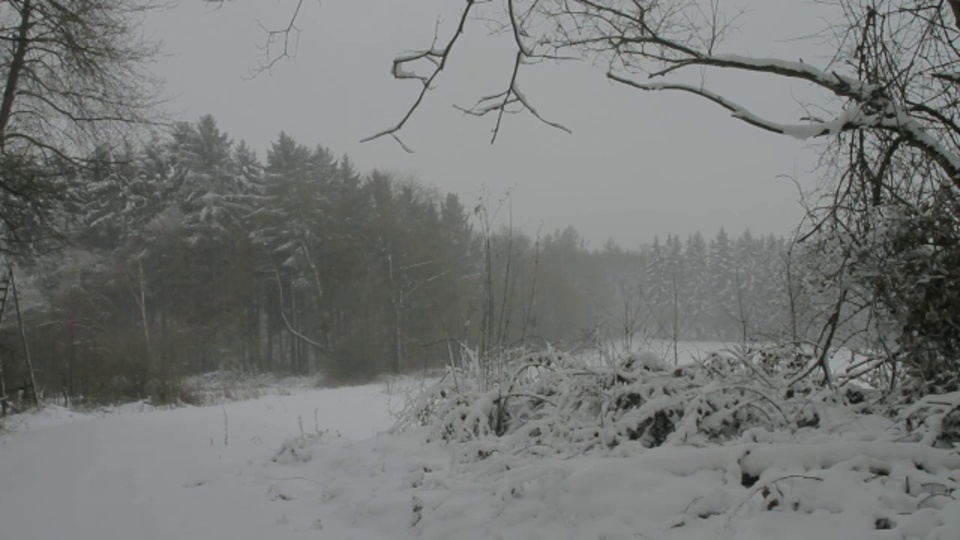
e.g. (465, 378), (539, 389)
(0, 115), (818, 405)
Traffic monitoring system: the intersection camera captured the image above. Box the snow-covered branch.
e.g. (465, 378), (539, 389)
(610, 59), (960, 188)
(607, 74), (860, 138)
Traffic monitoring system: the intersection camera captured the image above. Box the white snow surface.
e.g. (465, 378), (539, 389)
(2, 380), (959, 540)
(0, 384), (402, 540)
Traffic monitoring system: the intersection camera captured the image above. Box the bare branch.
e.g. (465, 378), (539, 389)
(361, 0), (478, 151)
(457, 51), (571, 143)
(367, 0), (571, 148)
(248, 0), (304, 77)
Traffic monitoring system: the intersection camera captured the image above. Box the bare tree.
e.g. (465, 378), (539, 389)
(367, 0), (960, 392)
(599, 275), (653, 354)
(0, 0), (161, 247)
(371, 2), (959, 170)
(219, 1), (960, 391)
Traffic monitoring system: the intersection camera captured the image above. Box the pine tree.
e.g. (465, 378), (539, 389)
(683, 231), (709, 339)
(168, 115), (242, 241)
(645, 236), (668, 333)
(709, 228), (736, 340)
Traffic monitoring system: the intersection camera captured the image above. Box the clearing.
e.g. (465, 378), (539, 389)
(1, 375), (957, 540)
(0, 383), (410, 540)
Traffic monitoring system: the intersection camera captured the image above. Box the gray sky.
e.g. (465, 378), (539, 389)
(145, 1), (832, 248)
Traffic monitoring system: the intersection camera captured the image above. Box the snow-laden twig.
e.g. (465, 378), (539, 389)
(607, 74), (860, 139)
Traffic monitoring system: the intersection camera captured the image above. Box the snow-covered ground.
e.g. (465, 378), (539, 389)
(0, 384), (404, 540)
(2, 378), (957, 540)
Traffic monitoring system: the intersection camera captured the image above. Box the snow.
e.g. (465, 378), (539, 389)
(0, 384), (399, 540)
(403, 423), (960, 539)
(0, 404), (90, 432)
(608, 76), (847, 140)
(2, 377), (959, 540)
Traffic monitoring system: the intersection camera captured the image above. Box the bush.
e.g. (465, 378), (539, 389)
(399, 345), (960, 539)
(856, 200), (960, 396)
(394, 344), (870, 460)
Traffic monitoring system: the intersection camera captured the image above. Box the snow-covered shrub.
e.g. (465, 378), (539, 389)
(395, 343), (868, 458)
(401, 345), (960, 540)
(854, 200), (960, 396)
(896, 391), (960, 447)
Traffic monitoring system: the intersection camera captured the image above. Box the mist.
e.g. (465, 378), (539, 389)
(2, 2), (959, 540)
(144, 0), (825, 248)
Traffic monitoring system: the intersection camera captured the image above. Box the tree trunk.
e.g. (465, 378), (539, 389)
(11, 268), (39, 409)
(138, 258), (151, 350)
(0, 0), (32, 149)
(950, 0), (960, 31)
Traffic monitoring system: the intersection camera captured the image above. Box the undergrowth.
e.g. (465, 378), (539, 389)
(395, 344), (960, 537)
(395, 343), (941, 454)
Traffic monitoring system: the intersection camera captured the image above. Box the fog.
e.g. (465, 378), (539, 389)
(4, 3), (960, 539)
(145, 0), (829, 248)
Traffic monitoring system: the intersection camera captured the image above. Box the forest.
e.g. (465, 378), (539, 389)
(0, 0), (953, 412)
(0, 114), (822, 406)
(3, 2), (960, 539)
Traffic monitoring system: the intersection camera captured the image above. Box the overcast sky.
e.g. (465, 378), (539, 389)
(144, 0), (833, 249)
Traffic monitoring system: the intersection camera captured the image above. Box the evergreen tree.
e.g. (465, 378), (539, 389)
(683, 232), (709, 339)
(708, 228), (736, 339)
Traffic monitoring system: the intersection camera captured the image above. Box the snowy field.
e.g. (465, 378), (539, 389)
(0, 384), (401, 540)
(1, 373), (958, 540)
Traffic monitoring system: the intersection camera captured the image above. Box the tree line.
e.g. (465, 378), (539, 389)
(0, 1), (956, 408)
(5, 115), (480, 403)
(0, 116), (823, 406)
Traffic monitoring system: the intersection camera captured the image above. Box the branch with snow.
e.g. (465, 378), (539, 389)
(607, 50), (960, 188)
(375, 0), (960, 190)
(608, 73), (862, 139)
